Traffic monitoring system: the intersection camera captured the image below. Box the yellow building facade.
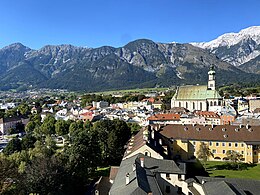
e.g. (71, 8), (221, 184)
(160, 124), (260, 163)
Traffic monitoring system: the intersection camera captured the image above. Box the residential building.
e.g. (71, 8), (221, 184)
(249, 99), (260, 112)
(147, 113), (181, 125)
(0, 116), (29, 134)
(109, 153), (186, 195)
(160, 124), (260, 163)
(92, 101), (109, 109)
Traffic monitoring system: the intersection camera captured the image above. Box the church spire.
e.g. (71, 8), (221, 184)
(208, 65), (216, 90)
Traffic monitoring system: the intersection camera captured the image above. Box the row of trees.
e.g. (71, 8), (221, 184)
(1, 115), (133, 194)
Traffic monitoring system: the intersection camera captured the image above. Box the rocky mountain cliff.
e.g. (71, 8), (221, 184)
(0, 34), (260, 91)
(191, 26), (260, 73)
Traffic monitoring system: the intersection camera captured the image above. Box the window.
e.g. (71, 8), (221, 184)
(200, 102), (203, 110)
(177, 187), (182, 194)
(193, 141), (196, 145)
(214, 101), (217, 106)
(178, 174), (182, 180)
(212, 149), (216, 154)
(241, 151), (244, 155)
(193, 102), (195, 109)
(241, 143), (244, 147)
(222, 142), (225, 147)
(166, 186), (170, 193)
(216, 142), (219, 147)
(235, 143), (238, 147)
(186, 102), (188, 109)
(209, 141), (212, 146)
(179, 102), (181, 107)
(166, 173), (171, 180)
(229, 143), (232, 147)
(223, 150), (226, 154)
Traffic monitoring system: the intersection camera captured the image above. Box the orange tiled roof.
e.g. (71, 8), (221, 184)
(195, 111), (220, 118)
(147, 113), (180, 121)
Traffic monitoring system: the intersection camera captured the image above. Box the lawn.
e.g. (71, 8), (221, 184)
(204, 161), (260, 180)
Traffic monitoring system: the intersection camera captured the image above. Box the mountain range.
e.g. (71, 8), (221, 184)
(0, 26), (260, 92)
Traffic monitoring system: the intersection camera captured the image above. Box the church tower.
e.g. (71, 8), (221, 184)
(208, 65), (216, 90)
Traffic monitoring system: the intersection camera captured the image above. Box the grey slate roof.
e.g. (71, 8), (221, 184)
(196, 176), (260, 195)
(203, 181), (246, 195)
(109, 153), (185, 195)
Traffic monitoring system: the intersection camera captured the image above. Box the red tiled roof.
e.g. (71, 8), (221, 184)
(80, 112), (92, 116)
(195, 111), (219, 118)
(142, 97), (155, 103)
(147, 113), (180, 121)
(160, 124), (260, 142)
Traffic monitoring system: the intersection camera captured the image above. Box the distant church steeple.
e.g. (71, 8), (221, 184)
(208, 65), (216, 90)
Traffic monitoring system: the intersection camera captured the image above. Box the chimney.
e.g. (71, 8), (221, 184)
(159, 139), (162, 145)
(140, 157), (145, 167)
(126, 173), (130, 185)
(202, 179), (206, 184)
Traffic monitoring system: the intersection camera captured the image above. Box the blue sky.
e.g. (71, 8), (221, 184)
(0, 0), (259, 49)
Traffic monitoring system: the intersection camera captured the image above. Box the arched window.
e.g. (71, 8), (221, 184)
(179, 102), (181, 107)
(200, 102), (203, 110)
(186, 102), (188, 109)
(218, 101), (221, 106)
(210, 101), (213, 106)
(193, 102), (195, 110)
(214, 101), (217, 106)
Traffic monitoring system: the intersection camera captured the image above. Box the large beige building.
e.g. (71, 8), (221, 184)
(159, 124), (260, 163)
(171, 66), (223, 111)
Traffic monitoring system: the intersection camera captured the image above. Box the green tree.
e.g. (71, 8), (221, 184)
(41, 115), (56, 135)
(24, 155), (68, 195)
(65, 128), (101, 193)
(0, 155), (24, 194)
(93, 119), (131, 165)
(17, 103), (30, 116)
(3, 137), (22, 155)
(55, 119), (69, 136)
(25, 121), (36, 134)
(196, 142), (214, 166)
(226, 150), (243, 169)
(127, 122), (141, 135)
(21, 134), (36, 150)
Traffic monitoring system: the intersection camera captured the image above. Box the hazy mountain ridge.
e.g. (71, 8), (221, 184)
(0, 30), (260, 91)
